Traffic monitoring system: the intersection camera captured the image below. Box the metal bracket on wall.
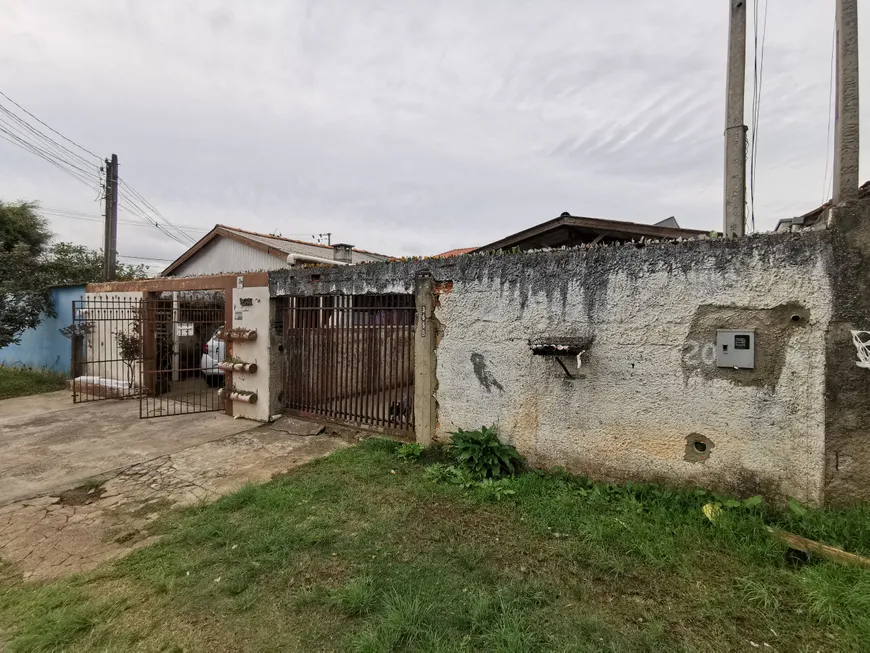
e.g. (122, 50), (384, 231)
(554, 357), (574, 379)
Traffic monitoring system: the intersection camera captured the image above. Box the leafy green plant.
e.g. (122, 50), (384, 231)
(449, 426), (523, 479)
(422, 463), (476, 488)
(396, 443), (425, 463)
(477, 478), (517, 502)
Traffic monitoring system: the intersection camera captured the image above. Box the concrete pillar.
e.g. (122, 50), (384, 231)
(723, 0), (747, 237)
(414, 271), (436, 445)
(833, 0), (860, 205)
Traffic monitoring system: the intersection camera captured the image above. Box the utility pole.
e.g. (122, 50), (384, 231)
(723, 0), (747, 237)
(833, 0), (860, 204)
(102, 154), (119, 281)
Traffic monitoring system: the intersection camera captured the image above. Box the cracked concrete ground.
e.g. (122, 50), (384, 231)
(0, 391), (257, 506)
(0, 396), (355, 581)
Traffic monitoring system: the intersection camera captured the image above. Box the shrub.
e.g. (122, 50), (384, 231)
(396, 443), (425, 463)
(449, 426), (523, 479)
(423, 463), (476, 488)
(477, 478), (517, 502)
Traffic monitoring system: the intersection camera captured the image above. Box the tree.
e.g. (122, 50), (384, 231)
(0, 201), (53, 349)
(0, 200), (149, 348)
(44, 242), (147, 286)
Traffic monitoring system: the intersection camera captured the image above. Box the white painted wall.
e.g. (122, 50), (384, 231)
(80, 291), (146, 388)
(434, 246), (833, 504)
(171, 238), (281, 277)
(229, 285), (271, 421)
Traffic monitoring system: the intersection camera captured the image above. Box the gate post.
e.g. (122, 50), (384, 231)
(414, 271), (436, 445)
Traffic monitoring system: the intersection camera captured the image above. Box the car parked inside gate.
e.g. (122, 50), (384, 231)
(201, 328), (225, 387)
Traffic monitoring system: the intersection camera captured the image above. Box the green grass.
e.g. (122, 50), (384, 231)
(0, 365), (67, 400)
(2, 439), (870, 651)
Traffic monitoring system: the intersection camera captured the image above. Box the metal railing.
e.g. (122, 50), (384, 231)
(282, 294), (416, 432)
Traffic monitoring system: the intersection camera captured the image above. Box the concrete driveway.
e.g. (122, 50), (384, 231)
(0, 391), (256, 506)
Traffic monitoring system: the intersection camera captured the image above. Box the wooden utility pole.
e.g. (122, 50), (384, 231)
(833, 0), (860, 204)
(723, 0), (747, 237)
(102, 154), (119, 281)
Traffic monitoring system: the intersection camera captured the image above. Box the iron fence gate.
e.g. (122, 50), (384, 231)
(283, 294), (416, 432)
(71, 296), (225, 417)
(139, 297), (225, 418)
(71, 296), (143, 403)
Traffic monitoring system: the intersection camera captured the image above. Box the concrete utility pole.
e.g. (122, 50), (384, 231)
(833, 0), (860, 204)
(723, 0), (748, 237)
(102, 154), (119, 281)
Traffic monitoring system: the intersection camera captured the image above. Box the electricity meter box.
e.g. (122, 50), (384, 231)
(716, 329), (755, 369)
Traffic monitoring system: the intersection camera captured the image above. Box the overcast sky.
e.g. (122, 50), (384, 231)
(1, 1), (869, 267)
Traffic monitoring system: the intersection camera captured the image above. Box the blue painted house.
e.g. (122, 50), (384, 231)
(0, 285), (85, 375)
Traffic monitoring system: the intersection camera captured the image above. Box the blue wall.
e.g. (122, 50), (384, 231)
(0, 286), (85, 375)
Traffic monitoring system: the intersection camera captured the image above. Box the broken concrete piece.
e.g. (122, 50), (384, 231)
(21, 496), (60, 508)
(269, 417), (326, 436)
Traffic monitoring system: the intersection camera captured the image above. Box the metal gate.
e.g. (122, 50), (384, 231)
(71, 296), (143, 403)
(71, 296), (226, 418)
(283, 294), (416, 432)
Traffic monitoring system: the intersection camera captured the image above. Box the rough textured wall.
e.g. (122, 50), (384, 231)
(824, 201), (870, 505)
(230, 286), (271, 421)
(433, 234), (832, 504)
(270, 233), (834, 503)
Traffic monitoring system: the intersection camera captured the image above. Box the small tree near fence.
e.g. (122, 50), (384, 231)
(115, 313), (141, 389)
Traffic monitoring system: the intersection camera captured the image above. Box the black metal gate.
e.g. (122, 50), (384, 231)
(70, 295), (225, 418)
(282, 294), (416, 432)
(139, 296), (225, 418)
(71, 296), (144, 403)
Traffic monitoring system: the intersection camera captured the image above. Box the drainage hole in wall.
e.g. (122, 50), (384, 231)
(693, 441), (708, 454)
(791, 314), (802, 322)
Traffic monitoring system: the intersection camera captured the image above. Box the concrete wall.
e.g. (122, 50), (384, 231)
(0, 286), (84, 374)
(270, 232), (840, 504)
(229, 285), (271, 421)
(433, 236), (832, 504)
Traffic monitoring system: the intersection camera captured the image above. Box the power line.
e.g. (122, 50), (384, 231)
(748, 0), (769, 233)
(118, 253), (174, 262)
(0, 89), (101, 161)
(0, 89), (194, 249)
(39, 207), (209, 234)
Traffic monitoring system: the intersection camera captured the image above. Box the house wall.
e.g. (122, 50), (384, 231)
(170, 238), (283, 277)
(270, 232), (839, 504)
(0, 286), (85, 374)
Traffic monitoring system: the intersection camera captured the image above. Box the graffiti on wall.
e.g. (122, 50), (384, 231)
(851, 331), (870, 369)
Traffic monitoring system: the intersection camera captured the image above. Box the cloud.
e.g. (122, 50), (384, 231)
(0, 0), (867, 263)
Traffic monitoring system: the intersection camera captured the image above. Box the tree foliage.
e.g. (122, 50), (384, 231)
(0, 200), (148, 349)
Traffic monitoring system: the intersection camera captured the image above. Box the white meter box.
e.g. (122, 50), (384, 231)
(716, 329), (755, 369)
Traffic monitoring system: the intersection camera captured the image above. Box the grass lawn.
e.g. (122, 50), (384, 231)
(2, 439), (870, 652)
(0, 365), (67, 400)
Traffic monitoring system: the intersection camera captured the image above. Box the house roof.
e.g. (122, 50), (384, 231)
(161, 225), (392, 276)
(473, 213), (709, 253)
(776, 180), (870, 232)
(433, 247), (477, 258)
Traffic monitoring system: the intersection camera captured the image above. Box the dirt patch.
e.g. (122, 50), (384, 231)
(58, 481), (106, 506)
